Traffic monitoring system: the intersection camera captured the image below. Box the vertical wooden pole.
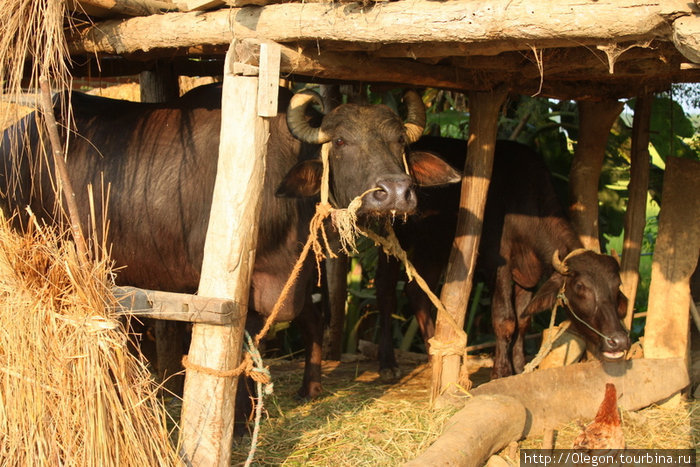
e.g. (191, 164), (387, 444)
(139, 61), (185, 396)
(644, 157), (700, 361)
(139, 61), (179, 103)
(179, 42), (270, 466)
(319, 84), (346, 361)
(621, 95), (651, 329)
(568, 99), (623, 251)
(432, 86), (507, 402)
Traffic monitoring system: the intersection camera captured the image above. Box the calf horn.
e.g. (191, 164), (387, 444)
(287, 91), (331, 144)
(552, 249), (569, 275)
(403, 90), (426, 143)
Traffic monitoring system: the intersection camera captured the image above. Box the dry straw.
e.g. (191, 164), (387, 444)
(0, 212), (180, 466)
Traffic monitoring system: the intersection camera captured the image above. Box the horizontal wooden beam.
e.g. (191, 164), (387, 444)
(113, 286), (241, 325)
(67, 0), (694, 57)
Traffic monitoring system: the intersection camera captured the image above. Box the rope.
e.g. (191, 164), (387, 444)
(243, 331), (272, 467)
(523, 295), (571, 373)
(359, 221), (472, 389)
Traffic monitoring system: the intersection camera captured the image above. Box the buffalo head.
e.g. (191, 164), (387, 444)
(276, 90), (460, 216)
(522, 249), (630, 360)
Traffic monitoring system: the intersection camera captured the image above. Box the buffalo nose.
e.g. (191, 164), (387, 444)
(366, 175), (417, 214)
(606, 332), (630, 350)
(601, 331), (630, 360)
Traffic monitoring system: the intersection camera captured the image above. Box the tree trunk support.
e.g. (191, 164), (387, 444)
(644, 157), (700, 372)
(621, 95), (651, 330)
(139, 62), (185, 395)
(431, 86), (507, 404)
(179, 40), (274, 466)
(568, 99), (623, 251)
(139, 61), (180, 103)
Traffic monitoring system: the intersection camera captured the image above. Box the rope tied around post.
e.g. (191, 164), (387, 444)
(360, 221), (472, 390)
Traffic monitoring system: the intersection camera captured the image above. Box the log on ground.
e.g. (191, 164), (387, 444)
(408, 358), (689, 467)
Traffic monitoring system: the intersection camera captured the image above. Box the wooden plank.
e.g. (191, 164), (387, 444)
(257, 41), (281, 117)
(621, 95), (651, 329)
(179, 41), (268, 465)
(645, 157), (700, 361)
(113, 286), (239, 325)
(568, 99), (623, 252)
(432, 86), (508, 403)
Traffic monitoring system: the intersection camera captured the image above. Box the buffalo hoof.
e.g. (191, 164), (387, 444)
(379, 366), (402, 382)
(296, 382), (323, 400)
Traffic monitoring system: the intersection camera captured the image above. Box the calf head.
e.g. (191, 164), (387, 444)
(277, 90), (460, 216)
(522, 249), (630, 360)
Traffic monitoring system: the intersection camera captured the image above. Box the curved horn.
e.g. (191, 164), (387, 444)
(287, 91), (331, 144)
(403, 90), (426, 143)
(552, 249), (569, 275)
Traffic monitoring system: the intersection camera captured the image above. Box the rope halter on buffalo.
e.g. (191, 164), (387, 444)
(524, 248), (621, 372)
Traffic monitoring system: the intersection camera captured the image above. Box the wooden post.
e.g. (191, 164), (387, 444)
(139, 62), (185, 395)
(644, 157), (700, 363)
(621, 95), (651, 329)
(179, 42), (270, 465)
(432, 86), (507, 402)
(139, 61), (180, 103)
(319, 84), (346, 361)
(568, 99), (623, 251)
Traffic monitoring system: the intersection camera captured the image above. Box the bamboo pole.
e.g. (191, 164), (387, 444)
(568, 99), (623, 251)
(38, 77), (89, 266)
(621, 95), (651, 330)
(431, 86), (507, 403)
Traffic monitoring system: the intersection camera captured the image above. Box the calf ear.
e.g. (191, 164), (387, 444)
(276, 160), (324, 198)
(520, 274), (563, 317)
(616, 291), (629, 319)
(408, 150), (462, 187)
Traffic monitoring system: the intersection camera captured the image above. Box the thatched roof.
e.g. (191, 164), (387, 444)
(59, 0), (700, 100)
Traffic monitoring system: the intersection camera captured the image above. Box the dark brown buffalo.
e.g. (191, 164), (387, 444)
(377, 137), (630, 379)
(0, 84), (459, 402)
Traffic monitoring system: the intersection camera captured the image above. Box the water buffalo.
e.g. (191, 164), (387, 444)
(377, 137), (630, 379)
(0, 84), (460, 401)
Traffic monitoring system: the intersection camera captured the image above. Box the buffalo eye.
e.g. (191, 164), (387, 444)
(334, 137), (345, 147)
(398, 134), (406, 145)
(572, 279), (587, 296)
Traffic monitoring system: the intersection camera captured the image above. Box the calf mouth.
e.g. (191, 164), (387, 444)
(601, 350), (626, 360)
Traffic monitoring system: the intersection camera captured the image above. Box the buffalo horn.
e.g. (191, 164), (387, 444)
(403, 90), (426, 143)
(287, 91), (331, 144)
(552, 249), (569, 275)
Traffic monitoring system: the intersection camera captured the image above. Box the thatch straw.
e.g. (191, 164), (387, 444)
(0, 212), (180, 466)
(0, 0), (69, 98)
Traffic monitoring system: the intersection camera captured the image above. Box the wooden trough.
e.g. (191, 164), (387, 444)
(5, 0), (700, 464)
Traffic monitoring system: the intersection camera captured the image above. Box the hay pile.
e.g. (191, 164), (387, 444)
(0, 214), (180, 465)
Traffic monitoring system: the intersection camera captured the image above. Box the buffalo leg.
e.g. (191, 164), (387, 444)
(295, 297), (324, 399)
(155, 320), (186, 395)
(512, 285), (533, 373)
(376, 249), (402, 380)
(491, 266), (516, 379)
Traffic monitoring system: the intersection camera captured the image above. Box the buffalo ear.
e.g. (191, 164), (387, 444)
(276, 160), (324, 198)
(521, 273), (564, 317)
(616, 291), (629, 319)
(408, 150), (462, 187)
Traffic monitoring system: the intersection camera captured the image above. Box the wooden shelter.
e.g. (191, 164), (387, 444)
(16, 0), (700, 464)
